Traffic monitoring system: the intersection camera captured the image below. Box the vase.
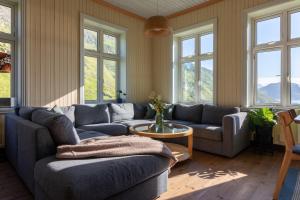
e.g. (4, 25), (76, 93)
(155, 112), (164, 132)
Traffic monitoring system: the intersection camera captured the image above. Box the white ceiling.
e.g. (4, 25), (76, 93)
(103, 0), (209, 18)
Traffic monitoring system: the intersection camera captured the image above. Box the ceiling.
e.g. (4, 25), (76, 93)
(103, 0), (210, 18)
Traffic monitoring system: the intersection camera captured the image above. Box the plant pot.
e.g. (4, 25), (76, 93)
(254, 125), (274, 154)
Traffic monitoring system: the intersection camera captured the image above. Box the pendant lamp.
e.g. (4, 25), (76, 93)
(144, 0), (172, 37)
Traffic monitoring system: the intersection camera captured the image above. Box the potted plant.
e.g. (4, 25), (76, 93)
(248, 107), (277, 153)
(149, 92), (166, 131)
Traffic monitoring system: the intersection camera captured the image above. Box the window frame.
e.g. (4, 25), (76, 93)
(82, 25), (121, 104)
(175, 21), (217, 105)
(249, 7), (300, 107)
(0, 0), (17, 106)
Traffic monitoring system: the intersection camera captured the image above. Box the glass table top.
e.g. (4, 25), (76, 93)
(133, 123), (189, 134)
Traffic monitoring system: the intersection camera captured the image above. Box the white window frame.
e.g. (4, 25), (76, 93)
(80, 14), (127, 104)
(247, 6), (300, 107)
(0, 0), (17, 106)
(173, 19), (217, 104)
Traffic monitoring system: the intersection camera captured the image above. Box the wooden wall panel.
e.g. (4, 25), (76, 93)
(152, 0), (272, 106)
(24, 0), (152, 106)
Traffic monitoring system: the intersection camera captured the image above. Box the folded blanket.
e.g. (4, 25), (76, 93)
(56, 135), (177, 167)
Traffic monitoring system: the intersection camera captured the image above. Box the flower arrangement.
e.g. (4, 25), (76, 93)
(148, 92), (166, 114)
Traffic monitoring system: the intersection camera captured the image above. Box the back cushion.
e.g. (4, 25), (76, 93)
(74, 104), (110, 126)
(133, 103), (147, 119)
(173, 104), (203, 123)
(202, 105), (240, 125)
(32, 109), (80, 145)
(18, 106), (46, 120)
(109, 103), (134, 122)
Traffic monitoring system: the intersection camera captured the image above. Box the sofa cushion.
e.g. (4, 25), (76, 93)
(116, 119), (153, 127)
(74, 104), (110, 126)
(109, 103), (134, 122)
(18, 107), (46, 120)
(164, 104), (174, 120)
(173, 104), (203, 123)
(78, 131), (109, 140)
(32, 109), (80, 145)
(51, 105), (75, 123)
(202, 105), (240, 126)
(35, 155), (169, 200)
(165, 120), (194, 126)
(77, 123), (128, 136)
(190, 124), (223, 141)
(133, 103), (147, 119)
(144, 104), (156, 119)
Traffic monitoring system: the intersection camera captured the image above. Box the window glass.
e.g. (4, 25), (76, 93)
(103, 34), (117, 54)
(103, 59), (117, 100)
(84, 29), (98, 51)
(0, 41), (11, 98)
(84, 56), (98, 101)
(200, 59), (213, 102)
(291, 47), (300, 104)
(256, 50), (281, 104)
(182, 62), (195, 102)
(200, 33), (213, 54)
(0, 5), (11, 34)
(256, 17), (280, 45)
(182, 38), (195, 58)
(291, 12), (300, 39)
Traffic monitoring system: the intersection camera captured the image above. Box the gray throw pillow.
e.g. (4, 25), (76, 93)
(109, 103), (134, 122)
(164, 104), (174, 120)
(133, 103), (147, 119)
(51, 105), (75, 123)
(19, 106), (46, 120)
(202, 105), (240, 125)
(173, 104), (203, 123)
(32, 109), (80, 145)
(144, 104), (156, 119)
(74, 104), (110, 126)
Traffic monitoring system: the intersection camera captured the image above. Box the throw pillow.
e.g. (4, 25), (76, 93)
(19, 106), (46, 120)
(32, 109), (80, 145)
(163, 104), (174, 120)
(109, 103), (134, 122)
(51, 105), (75, 124)
(133, 103), (147, 119)
(74, 104), (110, 126)
(144, 104), (156, 119)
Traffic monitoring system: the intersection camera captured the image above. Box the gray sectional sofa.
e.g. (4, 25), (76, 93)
(5, 103), (250, 200)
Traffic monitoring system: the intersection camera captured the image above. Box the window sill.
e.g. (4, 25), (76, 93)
(0, 107), (15, 114)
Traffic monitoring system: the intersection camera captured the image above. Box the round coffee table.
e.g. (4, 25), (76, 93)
(129, 123), (193, 162)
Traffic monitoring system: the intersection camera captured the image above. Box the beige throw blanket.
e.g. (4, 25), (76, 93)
(56, 135), (177, 167)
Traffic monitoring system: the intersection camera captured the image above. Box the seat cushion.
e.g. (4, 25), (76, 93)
(293, 144), (300, 154)
(78, 131), (109, 140)
(34, 155), (169, 200)
(165, 120), (194, 126)
(116, 119), (154, 127)
(190, 124), (223, 141)
(77, 123), (128, 136)
(109, 103), (134, 122)
(202, 105), (240, 126)
(173, 104), (203, 123)
(74, 104), (110, 126)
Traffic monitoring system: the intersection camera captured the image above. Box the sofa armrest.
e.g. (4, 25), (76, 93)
(222, 112), (250, 157)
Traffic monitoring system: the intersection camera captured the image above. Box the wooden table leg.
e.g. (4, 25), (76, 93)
(188, 134), (193, 159)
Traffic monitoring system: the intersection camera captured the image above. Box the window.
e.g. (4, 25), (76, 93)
(0, 2), (15, 106)
(82, 27), (120, 103)
(174, 21), (216, 104)
(249, 8), (300, 106)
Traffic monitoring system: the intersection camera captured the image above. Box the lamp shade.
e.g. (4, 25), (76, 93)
(144, 16), (172, 37)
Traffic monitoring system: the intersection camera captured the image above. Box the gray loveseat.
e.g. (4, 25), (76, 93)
(5, 103), (250, 200)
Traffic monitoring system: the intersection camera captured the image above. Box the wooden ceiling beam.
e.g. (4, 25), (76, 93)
(166, 0), (224, 19)
(92, 0), (146, 21)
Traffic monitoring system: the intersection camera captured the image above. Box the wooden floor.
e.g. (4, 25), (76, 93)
(0, 149), (296, 200)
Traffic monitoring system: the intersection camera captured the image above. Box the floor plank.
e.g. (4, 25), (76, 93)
(0, 149), (294, 200)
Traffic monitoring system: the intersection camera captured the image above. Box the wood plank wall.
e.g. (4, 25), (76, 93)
(25, 0), (152, 106)
(152, 0), (272, 106)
